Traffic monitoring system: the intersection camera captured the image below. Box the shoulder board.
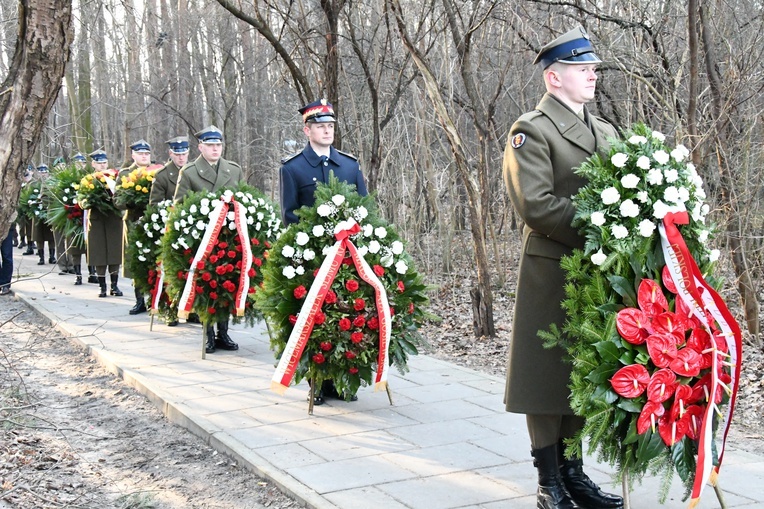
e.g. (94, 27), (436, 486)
(335, 149), (358, 161)
(280, 152), (301, 164)
(520, 110), (544, 123)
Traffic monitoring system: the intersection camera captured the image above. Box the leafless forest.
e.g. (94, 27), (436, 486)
(1, 0), (763, 342)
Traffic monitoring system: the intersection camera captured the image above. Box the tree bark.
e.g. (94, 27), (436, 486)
(0, 0), (73, 238)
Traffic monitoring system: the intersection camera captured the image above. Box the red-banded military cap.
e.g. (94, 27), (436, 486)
(298, 99), (336, 124)
(533, 25), (602, 69)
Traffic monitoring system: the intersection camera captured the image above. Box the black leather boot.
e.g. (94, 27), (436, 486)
(98, 276), (107, 298)
(128, 288), (146, 314)
(559, 443), (623, 509)
(48, 246), (56, 264)
(23, 243), (35, 255)
(215, 320), (239, 350)
(88, 266), (98, 284)
(37, 249), (45, 265)
(110, 274), (123, 296)
(205, 325), (216, 353)
(532, 444), (579, 509)
(74, 265), (82, 285)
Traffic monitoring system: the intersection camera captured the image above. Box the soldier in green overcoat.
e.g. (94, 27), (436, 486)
(115, 139), (152, 314)
(84, 150), (124, 298)
(173, 125), (243, 354)
(503, 27), (623, 509)
(150, 136), (189, 206)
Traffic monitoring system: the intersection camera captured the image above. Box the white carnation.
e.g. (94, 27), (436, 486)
(196, 221), (206, 230)
(611, 224), (629, 239)
(354, 206), (369, 220)
(395, 260), (408, 274)
(637, 219), (656, 237)
(317, 204), (333, 217)
(611, 153), (629, 168)
(381, 253), (394, 267)
(295, 232), (310, 246)
(312, 225), (325, 237)
(664, 168), (679, 183)
(591, 250), (607, 266)
(636, 191), (649, 203)
(652, 131), (666, 142)
(636, 156), (651, 170)
(619, 200), (640, 218)
(671, 145), (689, 162)
(601, 187), (620, 205)
(391, 240), (404, 255)
(709, 249), (720, 262)
(646, 168), (663, 186)
(189, 204), (198, 214)
(331, 194), (346, 206)
(664, 186), (681, 204)
(363, 224), (373, 237)
(653, 150), (670, 165)
(295, 266), (305, 275)
(322, 245), (332, 256)
(653, 200), (670, 219)
(621, 174), (640, 188)
(628, 135), (648, 145)
(282, 266), (296, 279)
(356, 245), (368, 257)
(368, 240), (381, 254)
(303, 249), (316, 261)
(374, 226), (388, 239)
(590, 211), (606, 226)
(281, 245), (295, 258)
(138, 255), (146, 262)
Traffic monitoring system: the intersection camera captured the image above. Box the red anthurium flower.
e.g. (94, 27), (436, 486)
(646, 334), (678, 368)
(670, 384), (694, 421)
(338, 318), (351, 331)
(682, 404), (705, 440)
(319, 341), (332, 351)
(658, 413), (688, 446)
(637, 279), (669, 317)
(610, 364), (650, 398)
(661, 266), (678, 294)
(616, 308), (652, 345)
(312, 353), (325, 364)
(687, 328), (714, 370)
(637, 401), (665, 434)
(712, 331), (730, 354)
(354, 298), (366, 311)
(647, 368), (677, 403)
(293, 285), (307, 299)
(674, 297), (699, 330)
(346, 280), (359, 292)
(669, 348), (702, 377)
(652, 312), (687, 346)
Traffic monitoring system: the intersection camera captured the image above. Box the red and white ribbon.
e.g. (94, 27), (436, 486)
(150, 261), (165, 315)
(177, 194), (253, 319)
(659, 212), (741, 508)
(271, 218), (391, 394)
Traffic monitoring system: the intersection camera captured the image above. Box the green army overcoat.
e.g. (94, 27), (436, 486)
(149, 160), (180, 206)
(173, 156), (243, 201)
(115, 163), (147, 278)
(503, 93), (618, 415)
(86, 208), (123, 266)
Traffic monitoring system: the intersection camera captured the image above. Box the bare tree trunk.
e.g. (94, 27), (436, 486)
(699, 4), (760, 339)
(0, 0), (73, 237)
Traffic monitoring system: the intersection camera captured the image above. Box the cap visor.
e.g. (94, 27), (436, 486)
(557, 52), (602, 64)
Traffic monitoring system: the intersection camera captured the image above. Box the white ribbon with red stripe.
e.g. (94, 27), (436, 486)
(658, 212), (741, 508)
(150, 261), (165, 315)
(271, 218), (391, 394)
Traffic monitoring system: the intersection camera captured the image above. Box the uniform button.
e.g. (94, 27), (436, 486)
(323, 161), (328, 166)
(312, 177), (317, 181)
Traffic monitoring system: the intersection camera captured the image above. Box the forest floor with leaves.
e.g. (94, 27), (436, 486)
(2, 235), (764, 508)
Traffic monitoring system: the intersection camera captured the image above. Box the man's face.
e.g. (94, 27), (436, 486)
(92, 160), (109, 172)
(547, 63), (598, 107)
(132, 150), (152, 167)
(304, 122), (335, 148)
(198, 142), (222, 164)
(169, 150), (189, 168)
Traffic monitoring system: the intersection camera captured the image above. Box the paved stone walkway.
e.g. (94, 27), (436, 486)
(5, 247), (762, 508)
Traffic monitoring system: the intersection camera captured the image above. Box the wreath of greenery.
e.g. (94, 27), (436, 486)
(46, 165), (88, 249)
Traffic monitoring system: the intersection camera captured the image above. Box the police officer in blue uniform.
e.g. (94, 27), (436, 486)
(279, 99), (368, 225)
(279, 99), (368, 405)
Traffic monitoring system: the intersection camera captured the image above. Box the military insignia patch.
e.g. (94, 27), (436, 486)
(511, 133), (526, 149)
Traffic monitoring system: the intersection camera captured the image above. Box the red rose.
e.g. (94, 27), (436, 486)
(251, 238), (260, 245)
(210, 255), (219, 264)
(209, 292), (218, 300)
(235, 260), (242, 269)
(228, 250), (237, 259)
(216, 265), (227, 275)
(351, 331), (363, 344)
(320, 342), (332, 351)
(354, 298), (365, 311)
(346, 280), (359, 292)
(314, 311), (326, 325)
(248, 268), (256, 277)
(342, 257), (353, 266)
(196, 261), (205, 270)
(218, 241), (228, 249)
(366, 317), (379, 330)
(235, 244), (242, 252)
(312, 353), (325, 364)
(293, 285), (307, 299)
(253, 258), (262, 267)
(177, 271), (186, 280)
(373, 265), (384, 277)
(264, 241), (271, 248)
(339, 318), (351, 331)
(195, 285), (205, 294)
(349, 367), (359, 374)
(397, 281), (405, 293)
(209, 280), (218, 289)
(345, 351), (356, 360)
(208, 307), (216, 314)
(201, 272), (212, 282)
(289, 314), (298, 325)
(248, 286), (255, 294)
(353, 315), (366, 328)
(227, 264), (235, 273)
(324, 290), (337, 304)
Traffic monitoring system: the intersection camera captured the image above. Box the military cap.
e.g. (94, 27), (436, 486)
(37, 164), (49, 173)
(130, 139), (152, 153)
(534, 25), (602, 69)
(195, 125), (223, 144)
(299, 99), (336, 123)
(89, 149), (108, 162)
(166, 136), (190, 154)
(73, 152), (87, 162)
